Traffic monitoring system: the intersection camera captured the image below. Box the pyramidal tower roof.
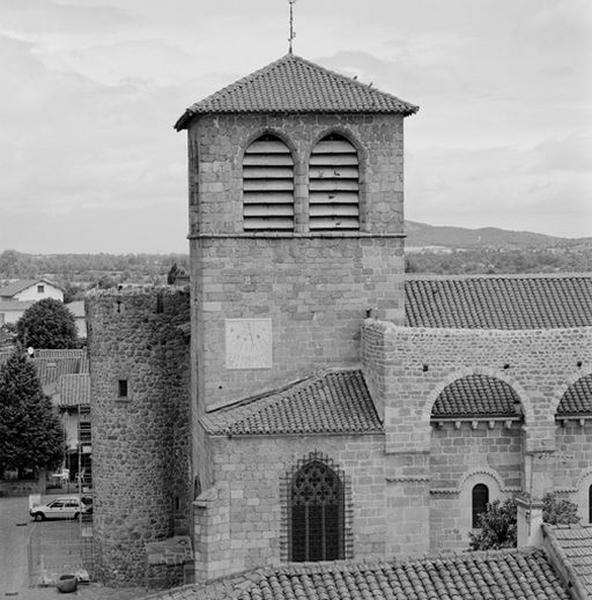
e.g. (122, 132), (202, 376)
(175, 53), (418, 130)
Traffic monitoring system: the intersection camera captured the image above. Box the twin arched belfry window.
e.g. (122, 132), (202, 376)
(242, 133), (359, 232)
(290, 460), (345, 561)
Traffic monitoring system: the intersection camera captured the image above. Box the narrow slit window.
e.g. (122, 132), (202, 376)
(472, 483), (489, 528)
(309, 134), (359, 231)
(290, 460), (344, 562)
(118, 379), (128, 399)
(589, 485), (592, 524)
(243, 134), (294, 231)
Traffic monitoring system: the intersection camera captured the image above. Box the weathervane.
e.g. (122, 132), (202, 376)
(288, 0), (296, 54)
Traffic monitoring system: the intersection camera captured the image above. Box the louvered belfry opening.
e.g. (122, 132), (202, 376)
(243, 134), (294, 231)
(290, 460), (344, 562)
(309, 133), (359, 231)
(472, 484), (489, 528)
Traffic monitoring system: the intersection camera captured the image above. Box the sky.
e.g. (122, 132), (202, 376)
(0, 0), (590, 253)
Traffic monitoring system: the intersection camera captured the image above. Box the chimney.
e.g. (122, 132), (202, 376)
(516, 493), (544, 548)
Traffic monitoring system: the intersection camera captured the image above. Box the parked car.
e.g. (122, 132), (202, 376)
(29, 496), (90, 521)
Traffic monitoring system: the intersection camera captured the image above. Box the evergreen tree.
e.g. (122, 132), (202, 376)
(0, 351), (65, 477)
(16, 298), (78, 349)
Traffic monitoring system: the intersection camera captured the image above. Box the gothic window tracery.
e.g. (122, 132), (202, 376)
(290, 460), (344, 561)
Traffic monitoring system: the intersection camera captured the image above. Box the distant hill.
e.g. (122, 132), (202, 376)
(405, 220), (591, 250)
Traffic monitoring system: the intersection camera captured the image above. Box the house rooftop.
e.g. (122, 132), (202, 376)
(0, 278), (63, 298)
(175, 53), (418, 129)
(405, 272), (592, 329)
(54, 373), (90, 408)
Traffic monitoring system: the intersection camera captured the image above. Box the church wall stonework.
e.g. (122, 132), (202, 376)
(192, 236), (404, 409)
(555, 422), (592, 522)
(187, 112), (406, 411)
(193, 433), (387, 581)
(87, 288), (192, 585)
(429, 422), (523, 551)
(362, 321), (592, 454)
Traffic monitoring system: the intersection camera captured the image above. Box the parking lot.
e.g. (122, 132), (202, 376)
(0, 495), (145, 599)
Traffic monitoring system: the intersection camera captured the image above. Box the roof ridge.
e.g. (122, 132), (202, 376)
(406, 272), (592, 281)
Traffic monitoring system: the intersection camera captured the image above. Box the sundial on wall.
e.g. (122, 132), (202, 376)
(225, 318), (272, 369)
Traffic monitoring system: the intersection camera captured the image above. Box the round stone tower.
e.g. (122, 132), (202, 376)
(87, 287), (191, 585)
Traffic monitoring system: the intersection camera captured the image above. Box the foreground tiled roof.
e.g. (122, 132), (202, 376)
(405, 273), (592, 329)
(141, 550), (569, 600)
(55, 373), (90, 407)
(175, 54), (418, 129)
(432, 374), (522, 418)
(543, 524), (592, 597)
(556, 374), (592, 415)
(202, 369), (382, 435)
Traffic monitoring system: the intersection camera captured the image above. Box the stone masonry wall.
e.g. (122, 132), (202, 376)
(362, 322), (592, 454)
(555, 421), (592, 522)
(429, 422), (523, 551)
(194, 433), (387, 581)
(187, 113), (406, 236)
(187, 113), (406, 410)
(362, 321), (592, 553)
(193, 237), (404, 409)
(87, 288), (191, 586)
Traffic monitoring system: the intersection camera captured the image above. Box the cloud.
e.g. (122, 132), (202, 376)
(0, 0), (590, 251)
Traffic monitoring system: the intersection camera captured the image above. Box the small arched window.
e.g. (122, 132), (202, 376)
(290, 460), (344, 561)
(472, 484), (489, 528)
(242, 134), (294, 231)
(309, 134), (359, 230)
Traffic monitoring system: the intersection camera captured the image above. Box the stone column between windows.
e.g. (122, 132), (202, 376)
(293, 159), (308, 233)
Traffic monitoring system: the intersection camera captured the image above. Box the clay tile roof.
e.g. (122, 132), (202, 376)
(431, 374), (522, 418)
(140, 549), (569, 600)
(543, 524), (592, 597)
(202, 369), (382, 436)
(175, 54), (418, 129)
(557, 374), (592, 415)
(55, 373), (90, 407)
(405, 273), (592, 329)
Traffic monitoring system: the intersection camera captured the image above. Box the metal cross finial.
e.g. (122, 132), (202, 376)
(288, 0), (296, 54)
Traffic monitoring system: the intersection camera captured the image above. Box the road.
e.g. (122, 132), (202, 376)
(0, 495), (33, 595)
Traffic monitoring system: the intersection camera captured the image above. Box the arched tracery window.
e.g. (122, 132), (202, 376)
(309, 134), (359, 230)
(242, 134), (294, 231)
(472, 483), (489, 528)
(290, 460), (344, 561)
